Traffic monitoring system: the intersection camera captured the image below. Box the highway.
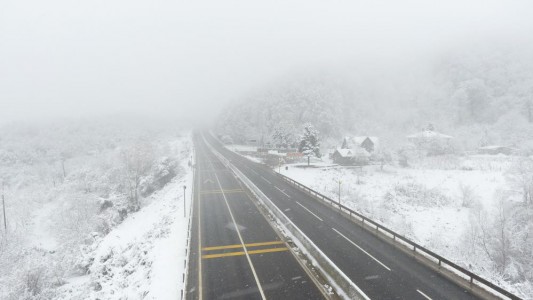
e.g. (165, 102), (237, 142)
(202, 133), (483, 300)
(185, 135), (326, 300)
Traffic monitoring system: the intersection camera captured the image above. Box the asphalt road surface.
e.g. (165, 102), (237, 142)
(186, 134), (326, 300)
(202, 133), (483, 300)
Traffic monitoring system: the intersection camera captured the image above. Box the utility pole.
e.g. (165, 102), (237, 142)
(2, 182), (6, 233)
(183, 186), (187, 218)
(338, 180), (342, 207)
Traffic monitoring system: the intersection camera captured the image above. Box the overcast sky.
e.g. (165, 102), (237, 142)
(0, 0), (531, 125)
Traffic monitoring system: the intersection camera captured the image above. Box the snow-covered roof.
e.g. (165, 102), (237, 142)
(335, 147), (370, 157)
(344, 136), (379, 146)
(336, 149), (353, 157)
(406, 130), (453, 139)
(478, 145), (518, 150)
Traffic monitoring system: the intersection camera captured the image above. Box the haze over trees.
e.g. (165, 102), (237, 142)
(216, 43), (533, 154)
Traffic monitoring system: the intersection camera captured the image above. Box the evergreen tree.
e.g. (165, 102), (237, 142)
(341, 137), (348, 149)
(298, 123), (321, 159)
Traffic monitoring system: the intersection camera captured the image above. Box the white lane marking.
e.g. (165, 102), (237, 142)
(249, 168), (259, 175)
(260, 176), (272, 185)
(197, 143), (205, 300)
(417, 289), (433, 300)
(332, 228), (391, 271)
(275, 186), (291, 198)
(296, 201), (323, 222)
(209, 155), (267, 300)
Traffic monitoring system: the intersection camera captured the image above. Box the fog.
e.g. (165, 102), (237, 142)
(0, 0), (531, 125)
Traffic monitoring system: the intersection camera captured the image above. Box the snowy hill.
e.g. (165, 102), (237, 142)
(0, 118), (192, 299)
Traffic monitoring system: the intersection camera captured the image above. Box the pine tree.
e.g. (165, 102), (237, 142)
(341, 137), (348, 149)
(298, 123), (321, 166)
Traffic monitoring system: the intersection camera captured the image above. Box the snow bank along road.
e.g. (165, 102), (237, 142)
(201, 133), (485, 300)
(185, 135), (326, 299)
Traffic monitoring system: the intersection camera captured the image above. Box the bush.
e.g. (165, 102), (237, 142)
(384, 182), (452, 207)
(24, 268), (45, 296)
(458, 182), (478, 207)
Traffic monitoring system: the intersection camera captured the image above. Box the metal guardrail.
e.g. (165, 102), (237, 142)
(182, 143), (196, 300)
(277, 173), (522, 300)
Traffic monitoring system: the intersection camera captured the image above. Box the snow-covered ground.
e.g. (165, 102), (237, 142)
(277, 155), (531, 297)
(0, 120), (194, 299)
(280, 162), (503, 244)
(57, 158), (192, 299)
(227, 143), (531, 298)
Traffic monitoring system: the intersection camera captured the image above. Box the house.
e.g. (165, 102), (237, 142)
(477, 145), (518, 155)
(406, 128), (453, 155)
(342, 136), (379, 153)
(331, 148), (370, 166)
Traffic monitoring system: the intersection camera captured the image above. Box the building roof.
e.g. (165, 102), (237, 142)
(478, 145), (518, 151)
(344, 136), (380, 147)
(406, 130), (453, 139)
(335, 147), (370, 158)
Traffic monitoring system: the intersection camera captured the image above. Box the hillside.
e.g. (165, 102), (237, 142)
(216, 43), (533, 153)
(0, 117), (191, 299)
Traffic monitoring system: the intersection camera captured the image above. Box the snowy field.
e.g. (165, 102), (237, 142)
(277, 155), (531, 298)
(228, 143), (532, 298)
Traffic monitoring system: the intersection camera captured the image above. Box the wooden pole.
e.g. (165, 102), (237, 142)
(2, 182), (6, 232)
(338, 180), (341, 207)
(183, 186), (187, 218)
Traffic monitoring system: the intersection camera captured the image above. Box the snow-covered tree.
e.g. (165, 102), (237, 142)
(507, 158), (533, 206)
(341, 137), (348, 149)
(121, 141), (154, 211)
(221, 135), (233, 145)
(271, 122), (294, 149)
(298, 123), (321, 165)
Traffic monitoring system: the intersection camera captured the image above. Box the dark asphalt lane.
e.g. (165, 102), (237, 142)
(204, 133), (483, 300)
(186, 135), (325, 300)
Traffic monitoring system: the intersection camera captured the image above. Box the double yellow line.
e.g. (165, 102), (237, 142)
(199, 189), (244, 195)
(202, 241), (288, 259)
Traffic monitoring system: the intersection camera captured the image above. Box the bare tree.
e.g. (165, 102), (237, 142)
(507, 158), (533, 206)
(479, 191), (513, 273)
(458, 182), (478, 208)
(121, 141), (154, 211)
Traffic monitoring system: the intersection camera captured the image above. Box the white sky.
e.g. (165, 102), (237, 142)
(0, 0), (531, 125)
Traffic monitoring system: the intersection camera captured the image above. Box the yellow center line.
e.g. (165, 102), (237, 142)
(202, 240), (284, 251)
(202, 247), (289, 259)
(199, 189), (244, 195)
